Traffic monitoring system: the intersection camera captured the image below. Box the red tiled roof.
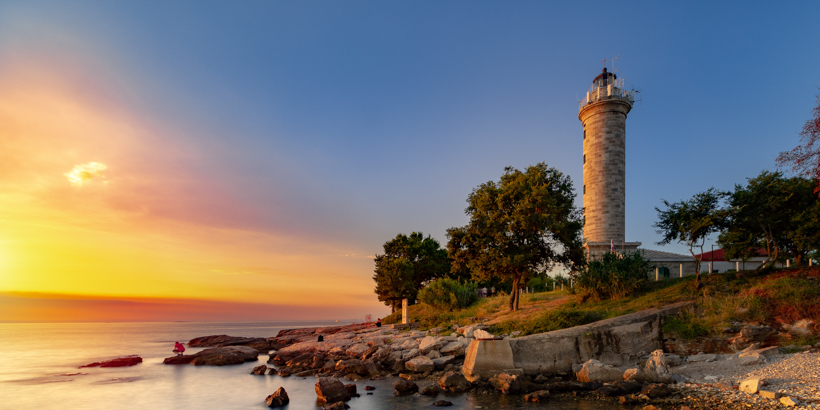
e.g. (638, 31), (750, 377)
(694, 248), (769, 261)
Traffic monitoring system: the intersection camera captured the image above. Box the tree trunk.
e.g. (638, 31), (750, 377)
(509, 276), (521, 311)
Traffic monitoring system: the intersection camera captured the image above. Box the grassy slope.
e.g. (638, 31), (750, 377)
(382, 266), (820, 345)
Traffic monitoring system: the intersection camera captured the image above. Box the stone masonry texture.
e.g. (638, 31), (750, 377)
(579, 97), (632, 245)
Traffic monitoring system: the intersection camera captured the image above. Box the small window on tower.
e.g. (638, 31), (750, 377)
(583, 130), (586, 140)
(583, 185), (586, 194)
(583, 154), (586, 164)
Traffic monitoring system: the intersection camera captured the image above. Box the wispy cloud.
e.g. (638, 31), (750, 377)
(64, 162), (107, 186)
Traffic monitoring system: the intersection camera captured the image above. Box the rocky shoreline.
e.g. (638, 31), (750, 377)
(171, 323), (820, 409)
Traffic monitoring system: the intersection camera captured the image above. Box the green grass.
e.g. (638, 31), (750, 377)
(383, 267), (820, 341)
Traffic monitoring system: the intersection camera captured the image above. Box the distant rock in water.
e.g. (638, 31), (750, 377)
(163, 346), (258, 366)
(80, 356), (142, 368)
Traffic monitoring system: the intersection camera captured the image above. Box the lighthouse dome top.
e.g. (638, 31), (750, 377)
(593, 67), (617, 86)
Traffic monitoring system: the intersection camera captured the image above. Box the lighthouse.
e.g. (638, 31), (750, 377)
(579, 67), (641, 259)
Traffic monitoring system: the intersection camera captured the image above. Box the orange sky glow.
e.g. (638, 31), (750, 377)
(0, 62), (386, 322)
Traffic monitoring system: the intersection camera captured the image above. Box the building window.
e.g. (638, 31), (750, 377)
(583, 130), (586, 140)
(583, 154), (586, 164)
(583, 185), (586, 194)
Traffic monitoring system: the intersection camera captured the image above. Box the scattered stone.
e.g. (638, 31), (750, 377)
(315, 377), (350, 404)
(780, 396), (799, 407)
(739, 377), (764, 394)
(623, 368), (645, 382)
(473, 329), (495, 339)
(577, 359), (623, 383)
(439, 342), (465, 357)
(686, 353), (716, 363)
(405, 356), (435, 373)
(642, 350), (673, 384)
(438, 371), (472, 393)
(432, 400), (453, 406)
(321, 402), (349, 410)
(524, 390), (550, 402)
(738, 352), (766, 366)
(251, 365), (268, 375)
(364, 386), (376, 391)
(595, 385), (623, 397)
(421, 383), (441, 396)
(394, 379), (419, 395)
(264, 387), (289, 407)
(758, 390), (780, 399)
(613, 380), (642, 394)
(419, 336), (443, 354)
(664, 353), (682, 366)
(783, 319), (814, 336)
(489, 372), (520, 395)
(343, 383), (358, 397)
(640, 384), (671, 398)
(80, 356), (142, 368)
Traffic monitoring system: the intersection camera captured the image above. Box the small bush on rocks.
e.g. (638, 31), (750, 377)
(418, 278), (478, 310)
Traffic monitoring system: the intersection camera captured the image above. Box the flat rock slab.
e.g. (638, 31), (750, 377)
(80, 356), (142, 368)
(163, 346), (258, 366)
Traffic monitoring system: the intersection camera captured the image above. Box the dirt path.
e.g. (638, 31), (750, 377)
(484, 294), (572, 325)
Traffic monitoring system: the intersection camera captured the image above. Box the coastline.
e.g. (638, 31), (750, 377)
(181, 322), (820, 409)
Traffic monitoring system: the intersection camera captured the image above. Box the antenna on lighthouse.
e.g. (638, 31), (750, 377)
(612, 55), (619, 74)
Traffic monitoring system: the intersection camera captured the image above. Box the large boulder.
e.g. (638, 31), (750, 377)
(315, 377), (350, 404)
(490, 372), (521, 395)
(419, 336), (444, 354)
(80, 356), (142, 368)
(265, 387), (289, 407)
(642, 350), (673, 384)
(164, 346), (258, 366)
(473, 329), (495, 340)
(576, 359), (623, 383)
(739, 377), (765, 394)
(458, 324), (489, 339)
(439, 341), (466, 357)
(251, 365), (268, 375)
(432, 355), (456, 370)
(335, 359), (367, 376)
(438, 371), (472, 393)
(405, 356), (434, 373)
(394, 379), (419, 395)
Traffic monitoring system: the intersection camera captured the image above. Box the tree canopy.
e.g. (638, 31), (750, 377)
(372, 232), (449, 312)
(718, 171), (820, 269)
(654, 187), (725, 288)
(446, 163), (584, 311)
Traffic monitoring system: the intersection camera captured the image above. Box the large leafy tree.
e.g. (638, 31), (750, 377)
(654, 188), (725, 288)
(777, 88), (820, 196)
(372, 257), (414, 313)
(372, 232), (449, 311)
(719, 171), (820, 269)
(447, 163), (584, 312)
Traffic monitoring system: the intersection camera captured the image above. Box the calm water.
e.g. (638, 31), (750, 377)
(0, 322), (631, 409)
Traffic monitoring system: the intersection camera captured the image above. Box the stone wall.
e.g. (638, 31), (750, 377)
(462, 302), (692, 378)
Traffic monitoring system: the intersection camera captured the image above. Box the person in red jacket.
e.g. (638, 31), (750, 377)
(173, 342), (185, 356)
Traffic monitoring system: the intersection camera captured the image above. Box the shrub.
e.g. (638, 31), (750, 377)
(418, 278), (478, 310)
(663, 311), (710, 340)
(527, 276), (554, 292)
(574, 251), (650, 302)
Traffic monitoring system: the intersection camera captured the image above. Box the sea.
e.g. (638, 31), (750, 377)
(0, 322), (634, 409)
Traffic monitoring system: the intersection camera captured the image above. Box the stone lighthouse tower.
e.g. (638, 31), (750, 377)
(579, 67), (640, 259)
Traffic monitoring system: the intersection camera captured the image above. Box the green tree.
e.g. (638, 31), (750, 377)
(447, 163), (584, 311)
(372, 257), (414, 313)
(719, 171), (820, 269)
(372, 232), (449, 310)
(574, 251), (651, 302)
(654, 188), (725, 288)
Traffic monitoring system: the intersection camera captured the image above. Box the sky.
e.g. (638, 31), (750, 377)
(1, 1), (819, 322)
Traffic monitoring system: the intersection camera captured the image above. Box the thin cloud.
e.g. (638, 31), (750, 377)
(64, 162), (108, 186)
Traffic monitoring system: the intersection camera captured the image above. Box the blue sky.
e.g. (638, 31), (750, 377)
(1, 1), (819, 319)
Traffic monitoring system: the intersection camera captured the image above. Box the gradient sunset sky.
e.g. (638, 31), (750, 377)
(1, 1), (818, 322)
